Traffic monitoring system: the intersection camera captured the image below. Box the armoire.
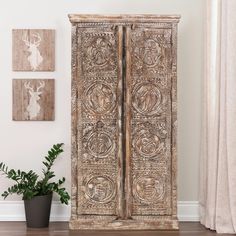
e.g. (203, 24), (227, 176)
(68, 14), (180, 230)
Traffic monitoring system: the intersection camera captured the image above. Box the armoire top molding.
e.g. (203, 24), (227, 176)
(68, 14), (181, 23)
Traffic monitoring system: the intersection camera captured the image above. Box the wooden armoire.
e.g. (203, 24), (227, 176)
(69, 14), (180, 230)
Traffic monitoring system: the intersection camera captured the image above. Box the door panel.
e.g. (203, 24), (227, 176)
(125, 26), (173, 216)
(76, 26), (123, 216)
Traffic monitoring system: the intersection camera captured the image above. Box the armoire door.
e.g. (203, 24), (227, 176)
(125, 25), (175, 218)
(71, 24), (124, 218)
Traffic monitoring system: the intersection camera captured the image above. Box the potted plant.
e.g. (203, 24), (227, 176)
(0, 143), (70, 228)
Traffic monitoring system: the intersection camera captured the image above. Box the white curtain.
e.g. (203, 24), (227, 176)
(200, 0), (236, 234)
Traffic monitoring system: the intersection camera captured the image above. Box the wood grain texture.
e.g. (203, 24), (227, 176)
(12, 79), (55, 121)
(171, 23), (178, 218)
(12, 29), (55, 71)
(125, 26), (132, 219)
(69, 14), (180, 230)
(68, 14), (181, 23)
(117, 25), (124, 219)
(0, 222), (224, 236)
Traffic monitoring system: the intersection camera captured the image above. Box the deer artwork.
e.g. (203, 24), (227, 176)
(24, 81), (45, 120)
(22, 32), (43, 71)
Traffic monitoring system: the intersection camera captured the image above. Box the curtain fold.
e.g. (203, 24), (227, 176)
(200, 0), (236, 234)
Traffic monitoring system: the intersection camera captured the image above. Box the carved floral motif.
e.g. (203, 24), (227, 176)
(82, 31), (117, 76)
(135, 39), (161, 67)
(87, 131), (114, 158)
(89, 37), (112, 66)
(133, 127), (165, 158)
(132, 83), (162, 116)
(83, 82), (116, 115)
(133, 176), (165, 203)
(131, 29), (172, 77)
(84, 176), (116, 203)
(82, 121), (117, 163)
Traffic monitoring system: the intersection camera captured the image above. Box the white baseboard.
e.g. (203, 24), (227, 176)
(0, 200), (199, 222)
(0, 201), (70, 221)
(178, 201), (200, 221)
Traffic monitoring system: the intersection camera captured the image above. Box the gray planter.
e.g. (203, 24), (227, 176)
(24, 193), (52, 228)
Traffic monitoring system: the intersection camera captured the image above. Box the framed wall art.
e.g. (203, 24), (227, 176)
(12, 29), (55, 71)
(12, 79), (55, 121)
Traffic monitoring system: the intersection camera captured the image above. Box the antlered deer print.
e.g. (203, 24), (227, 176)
(24, 81), (45, 119)
(22, 33), (43, 71)
(13, 79), (55, 121)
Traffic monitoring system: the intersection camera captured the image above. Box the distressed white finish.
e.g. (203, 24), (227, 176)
(24, 81), (45, 119)
(69, 14), (180, 230)
(22, 33), (43, 71)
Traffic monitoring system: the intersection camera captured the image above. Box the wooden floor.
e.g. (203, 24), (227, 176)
(0, 222), (231, 236)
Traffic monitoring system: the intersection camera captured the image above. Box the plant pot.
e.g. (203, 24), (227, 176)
(24, 193), (53, 228)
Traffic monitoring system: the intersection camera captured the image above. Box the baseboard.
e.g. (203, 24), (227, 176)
(0, 201), (70, 221)
(178, 201), (200, 221)
(0, 200), (199, 222)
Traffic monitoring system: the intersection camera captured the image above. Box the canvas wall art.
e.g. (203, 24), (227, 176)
(12, 29), (55, 71)
(12, 79), (55, 121)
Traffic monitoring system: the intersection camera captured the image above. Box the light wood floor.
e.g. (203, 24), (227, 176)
(0, 222), (231, 236)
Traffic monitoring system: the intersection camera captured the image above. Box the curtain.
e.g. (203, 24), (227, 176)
(199, 0), (236, 234)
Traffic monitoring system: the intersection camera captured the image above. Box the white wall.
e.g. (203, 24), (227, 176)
(0, 0), (203, 205)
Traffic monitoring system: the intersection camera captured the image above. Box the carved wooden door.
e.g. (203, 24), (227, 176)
(69, 15), (180, 230)
(71, 25), (124, 219)
(125, 26), (175, 218)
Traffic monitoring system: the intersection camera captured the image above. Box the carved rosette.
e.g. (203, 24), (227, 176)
(87, 131), (114, 157)
(81, 31), (117, 77)
(79, 170), (118, 215)
(83, 175), (116, 203)
(132, 83), (166, 116)
(133, 175), (165, 203)
(134, 39), (161, 67)
(131, 169), (172, 215)
(132, 122), (167, 160)
(131, 29), (172, 77)
(83, 81), (117, 115)
(82, 121), (116, 163)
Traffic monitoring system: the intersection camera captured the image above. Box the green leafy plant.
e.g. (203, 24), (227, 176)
(0, 143), (70, 204)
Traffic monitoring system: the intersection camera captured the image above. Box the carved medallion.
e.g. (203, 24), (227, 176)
(88, 37), (112, 67)
(132, 83), (162, 116)
(138, 39), (161, 67)
(87, 131), (114, 158)
(133, 176), (164, 203)
(84, 82), (116, 114)
(133, 128), (164, 158)
(131, 29), (173, 77)
(84, 176), (116, 203)
(82, 32), (117, 75)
